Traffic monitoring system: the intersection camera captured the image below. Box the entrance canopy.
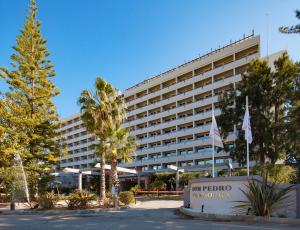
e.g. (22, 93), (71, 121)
(52, 165), (137, 191)
(94, 163), (137, 174)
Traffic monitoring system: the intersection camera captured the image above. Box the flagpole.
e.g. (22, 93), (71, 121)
(246, 96), (250, 176)
(212, 104), (215, 178)
(212, 133), (215, 178)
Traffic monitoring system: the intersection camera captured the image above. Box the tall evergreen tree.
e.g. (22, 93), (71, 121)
(279, 10), (300, 34)
(218, 53), (298, 166)
(270, 53), (298, 163)
(287, 62), (300, 181)
(0, 0), (63, 175)
(219, 59), (273, 165)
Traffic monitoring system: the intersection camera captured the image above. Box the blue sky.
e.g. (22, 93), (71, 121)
(0, 0), (299, 118)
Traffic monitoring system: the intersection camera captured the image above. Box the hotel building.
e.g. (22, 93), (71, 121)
(58, 34), (281, 180)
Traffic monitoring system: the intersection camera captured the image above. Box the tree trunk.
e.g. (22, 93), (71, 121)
(110, 157), (119, 208)
(273, 104), (279, 164)
(259, 143), (265, 165)
(110, 157), (119, 191)
(99, 156), (106, 204)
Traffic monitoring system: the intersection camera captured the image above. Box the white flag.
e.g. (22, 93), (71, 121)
(209, 114), (224, 148)
(242, 107), (253, 144)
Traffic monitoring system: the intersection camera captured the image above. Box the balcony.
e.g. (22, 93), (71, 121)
(124, 51), (258, 108)
(213, 55), (234, 69)
(194, 63), (212, 76)
(135, 138), (212, 155)
(129, 107), (218, 137)
(177, 71), (193, 82)
(235, 45), (259, 61)
(162, 78), (176, 88)
(136, 90), (147, 98)
(149, 84), (161, 94)
(121, 150), (228, 168)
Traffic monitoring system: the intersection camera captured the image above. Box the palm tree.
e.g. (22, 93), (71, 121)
(104, 123), (138, 193)
(78, 77), (125, 203)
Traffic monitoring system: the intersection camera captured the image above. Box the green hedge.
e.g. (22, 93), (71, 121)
(119, 191), (135, 205)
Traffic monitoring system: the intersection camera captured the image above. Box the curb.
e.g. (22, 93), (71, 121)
(0, 206), (129, 216)
(179, 207), (300, 225)
(129, 201), (142, 208)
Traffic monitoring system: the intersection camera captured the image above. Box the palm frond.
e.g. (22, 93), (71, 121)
(235, 177), (294, 217)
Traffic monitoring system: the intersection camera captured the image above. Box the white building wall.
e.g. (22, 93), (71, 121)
(58, 34), (282, 174)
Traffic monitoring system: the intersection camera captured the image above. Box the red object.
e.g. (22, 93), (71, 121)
(136, 190), (183, 195)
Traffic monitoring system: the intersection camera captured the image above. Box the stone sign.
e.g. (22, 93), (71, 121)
(185, 176), (299, 218)
(190, 179), (248, 215)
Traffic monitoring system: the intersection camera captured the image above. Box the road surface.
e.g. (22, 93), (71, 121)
(0, 199), (298, 230)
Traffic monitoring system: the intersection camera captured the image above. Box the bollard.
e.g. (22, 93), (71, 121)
(134, 191), (136, 204)
(10, 201), (15, 211)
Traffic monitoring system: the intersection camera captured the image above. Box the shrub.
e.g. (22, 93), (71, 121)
(0, 194), (10, 203)
(38, 191), (58, 209)
(130, 185), (141, 193)
(102, 196), (112, 208)
(232, 168), (248, 176)
(67, 190), (96, 209)
(217, 170), (227, 177)
(149, 180), (166, 190)
(252, 164), (296, 184)
(236, 176), (294, 217)
(149, 173), (176, 190)
(179, 172), (200, 187)
(119, 191), (135, 205)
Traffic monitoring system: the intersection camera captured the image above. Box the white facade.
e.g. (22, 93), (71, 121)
(58, 113), (97, 169)
(58, 34), (279, 174)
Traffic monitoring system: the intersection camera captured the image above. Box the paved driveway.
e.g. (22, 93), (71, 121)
(0, 199), (299, 230)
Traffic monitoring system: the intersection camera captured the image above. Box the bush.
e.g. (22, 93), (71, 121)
(102, 196), (112, 208)
(0, 194), (11, 203)
(179, 172), (200, 187)
(217, 170), (227, 177)
(67, 190), (96, 209)
(252, 164), (296, 184)
(149, 180), (166, 190)
(130, 185), (141, 193)
(149, 173), (176, 190)
(38, 191), (58, 209)
(232, 168), (248, 176)
(119, 191), (135, 205)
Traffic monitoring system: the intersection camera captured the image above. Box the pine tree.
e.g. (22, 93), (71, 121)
(218, 53), (298, 166)
(219, 59), (273, 165)
(279, 10), (300, 34)
(270, 53), (298, 163)
(0, 0), (63, 173)
(287, 62), (300, 181)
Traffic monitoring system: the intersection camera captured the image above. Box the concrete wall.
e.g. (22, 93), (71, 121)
(186, 176), (299, 218)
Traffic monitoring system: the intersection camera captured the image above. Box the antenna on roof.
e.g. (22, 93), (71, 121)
(252, 29), (254, 35)
(266, 13), (269, 59)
